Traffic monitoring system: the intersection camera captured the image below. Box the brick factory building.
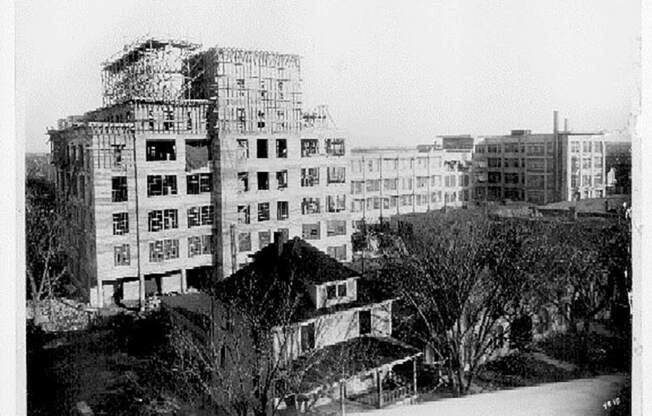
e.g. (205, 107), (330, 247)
(472, 112), (607, 205)
(49, 37), (352, 307)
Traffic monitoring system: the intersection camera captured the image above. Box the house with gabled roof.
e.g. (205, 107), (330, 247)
(162, 232), (422, 414)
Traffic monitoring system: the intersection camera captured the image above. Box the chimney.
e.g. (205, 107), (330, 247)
(274, 231), (288, 256)
(553, 110), (559, 136)
(564, 118), (569, 132)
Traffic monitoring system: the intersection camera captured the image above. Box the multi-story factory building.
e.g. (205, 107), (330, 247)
(472, 113), (606, 205)
(349, 136), (473, 227)
(49, 38), (352, 308)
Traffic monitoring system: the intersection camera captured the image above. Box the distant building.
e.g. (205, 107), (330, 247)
(603, 130), (631, 195)
(49, 37), (352, 308)
(472, 113), (606, 205)
(163, 235), (421, 411)
(349, 138), (473, 228)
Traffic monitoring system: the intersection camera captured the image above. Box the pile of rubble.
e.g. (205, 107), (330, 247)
(27, 298), (96, 332)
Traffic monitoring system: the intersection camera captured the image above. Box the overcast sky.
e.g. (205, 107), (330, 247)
(17, 0), (640, 153)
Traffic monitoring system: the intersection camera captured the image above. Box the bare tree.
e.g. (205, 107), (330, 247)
(380, 211), (535, 395)
(26, 177), (68, 321)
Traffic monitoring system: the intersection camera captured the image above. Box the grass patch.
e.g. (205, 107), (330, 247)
(535, 330), (630, 373)
(476, 352), (575, 390)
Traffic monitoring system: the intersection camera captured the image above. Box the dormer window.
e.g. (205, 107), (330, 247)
(327, 285), (337, 300)
(325, 282), (348, 301)
(337, 283), (347, 297)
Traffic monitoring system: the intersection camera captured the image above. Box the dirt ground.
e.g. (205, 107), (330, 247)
(350, 374), (626, 416)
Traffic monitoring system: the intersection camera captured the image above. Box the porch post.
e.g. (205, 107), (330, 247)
(180, 268), (187, 293)
(376, 369), (383, 408)
(412, 357), (418, 397)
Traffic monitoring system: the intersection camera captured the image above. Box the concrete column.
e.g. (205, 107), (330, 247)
(181, 269), (187, 293)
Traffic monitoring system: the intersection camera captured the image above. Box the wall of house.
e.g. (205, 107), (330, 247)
(273, 300), (393, 362)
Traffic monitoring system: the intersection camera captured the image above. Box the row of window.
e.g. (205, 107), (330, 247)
(111, 174), (212, 202)
(477, 142), (555, 155)
(570, 173), (604, 188)
(235, 138), (345, 160)
(236, 226), (347, 254)
(570, 141), (603, 154)
(351, 175), (470, 194)
(570, 156), (604, 172)
(237, 167), (346, 192)
(112, 205), (214, 235)
(236, 196), (346, 224)
(477, 140), (604, 155)
(112, 235), (214, 266)
(352, 156), (444, 173)
(350, 191), (469, 211)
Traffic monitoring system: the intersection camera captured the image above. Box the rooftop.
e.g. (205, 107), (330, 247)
(293, 336), (421, 393)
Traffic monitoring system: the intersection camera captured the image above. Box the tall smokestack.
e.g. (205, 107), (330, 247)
(564, 118), (569, 132)
(553, 110), (559, 135)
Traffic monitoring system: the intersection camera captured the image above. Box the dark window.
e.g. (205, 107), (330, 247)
(325, 139), (345, 156)
(238, 172), (249, 192)
(199, 174), (212, 192)
(326, 220), (346, 236)
(277, 201), (289, 220)
(238, 205), (250, 224)
(257, 139), (268, 158)
(149, 239), (179, 262)
(259, 231), (271, 249)
(112, 212), (129, 235)
(187, 173), (212, 194)
(301, 139), (318, 157)
(238, 233), (251, 252)
(257, 172), (269, 190)
(258, 203), (270, 221)
(300, 323), (315, 353)
(187, 207), (200, 227)
(112, 176), (128, 202)
(114, 244), (130, 266)
(301, 197), (320, 214)
(200, 205), (214, 226)
(237, 139), (249, 159)
(276, 170), (288, 189)
(276, 139), (287, 158)
(337, 283), (347, 297)
(302, 223), (320, 240)
(327, 167), (346, 184)
(326, 285), (337, 299)
(146, 140), (176, 161)
(301, 168), (319, 187)
(148, 209), (178, 232)
(359, 310), (371, 335)
(147, 175), (177, 196)
(188, 236), (201, 257)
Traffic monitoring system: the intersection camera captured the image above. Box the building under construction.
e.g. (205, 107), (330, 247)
(49, 37), (351, 307)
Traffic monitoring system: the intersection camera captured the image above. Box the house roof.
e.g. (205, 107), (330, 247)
(291, 336), (421, 394)
(232, 237), (359, 285)
(211, 237), (362, 327)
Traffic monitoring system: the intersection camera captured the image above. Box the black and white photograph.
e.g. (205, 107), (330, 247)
(3, 0), (649, 415)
